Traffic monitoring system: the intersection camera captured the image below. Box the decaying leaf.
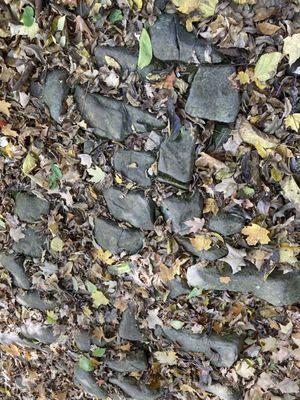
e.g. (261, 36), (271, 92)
(50, 237), (64, 252)
(281, 176), (300, 212)
(91, 290), (109, 307)
(172, 0), (218, 18)
(87, 166), (106, 183)
(283, 34), (300, 66)
(0, 99), (11, 117)
(241, 223), (270, 245)
(220, 244), (246, 274)
(190, 235), (212, 251)
(257, 22), (280, 35)
(154, 351), (178, 365)
(284, 113), (300, 132)
(254, 52), (282, 82)
(184, 217), (205, 233)
(95, 247), (114, 265)
(22, 153), (37, 175)
(235, 360), (256, 379)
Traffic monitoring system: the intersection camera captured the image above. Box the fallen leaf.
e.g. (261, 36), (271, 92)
(242, 223), (270, 245)
(1, 124), (18, 137)
(172, 0), (218, 19)
(0, 100), (11, 117)
(190, 235), (212, 251)
(195, 152), (228, 170)
(281, 176), (300, 213)
(220, 244), (246, 274)
(104, 55), (121, 70)
(235, 360), (256, 379)
(22, 153), (37, 175)
(128, 0), (143, 11)
(158, 263), (176, 282)
(257, 372), (276, 391)
(91, 290), (109, 307)
(284, 113), (300, 132)
(219, 276), (231, 284)
(50, 237), (64, 252)
(254, 52), (282, 82)
(147, 308), (163, 329)
(239, 118), (278, 157)
(260, 336), (277, 352)
(138, 28), (152, 69)
(9, 227), (25, 242)
(236, 70), (250, 85)
(283, 34), (300, 66)
(184, 217), (205, 233)
(215, 177), (237, 198)
(170, 320), (184, 330)
(79, 154), (92, 168)
(257, 22), (280, 35)
(78, 356), (94, 372)
(95, 247), (114, 265)
(154, 351), (178, 365)
(87, 166), (106, 184)
(203, 198), (219, 214)
(276, 378), (299, 394)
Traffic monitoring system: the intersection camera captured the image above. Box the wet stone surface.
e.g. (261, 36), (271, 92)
(187, 264), (300, 306)
(177, 237), (228, 261)
(13, 228), (47, 258)
(103, 187), (155, 230)
(107, 350), (148, 372)
(16, 290), (56, 311)
(94, 45), (138, 72)
(113, 149), (155, 187)
(74, 365), (106, 399)
(94, 218), (144, 255)
(150, 14), (222, 64)
(0, 253), (30, 289)
(109, 377), (162, 400)
(161, 190), (203, 235)
(42, 69), (69, 122)
(208, 211), (246, 236)
(75, 86), (165, 142)
(118, 307), (144, 342)
(15, 192), (50, 223)
(185, 65), (240, 123)
(158, 129), (195, 186)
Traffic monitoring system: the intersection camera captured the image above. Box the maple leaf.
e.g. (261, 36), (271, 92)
(0, 100), (11, 117)
(190, 235), (212, 251)
(154, 351), (178, 365)
(91, 290), (109, 307)
(184, 217), (205, 234)
(220, 244), (246, 274)
(95, 247), (114, 265)
(241, 223), (270, 246)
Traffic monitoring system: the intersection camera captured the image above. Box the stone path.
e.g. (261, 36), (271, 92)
(1, 9), (299, 400)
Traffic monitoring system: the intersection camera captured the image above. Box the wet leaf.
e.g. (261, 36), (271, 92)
(22, 153), (37, 175)
(283, 34), (300, 66)
(138, 28), (152, 69)
(79, 356), (94, 372)
(190, 235), (212, 251)
(92, 347), (106, 357)
(241, 223), (270, 245)
(254, 52), (282, 82)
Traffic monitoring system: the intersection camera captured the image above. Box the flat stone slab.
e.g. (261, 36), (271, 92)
(150, 14), (222, 64)
(20, 323), (63, 344)
(168, 279), (189, 299)
(42, 69), (69, 122)
(176, 237), (228, 261)
(158, 129), (195, 185)
(113, 150), (155, 187)
(74, 330), (91, 352)
(0, 253), (30, 289)
(185, 65), (240, 123)
(161, 191), (203, 235)
(109, 377), (162, 400)
(74, 365), (106, 399)
(208, 211), (245, 236)
(103, 188), (155, 230)
(187, 265), (300, 306)
(94, 218), (144, 255)
(15, 192), (50, 223)
(160, 327), (242, 367)
(15, 291), (56, 311)
(119, 307), (144, 342)
(13, 228), (47, 258)
(94, 45), (138, 72)
(107, 350), (148, 372)
(75, 86), (165, 142)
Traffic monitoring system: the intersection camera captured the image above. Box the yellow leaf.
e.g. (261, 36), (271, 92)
(154, 351), (178, 365)
(241, 223), (270, 246)
(127, 0), (143, 11)
(115, 174), (122, 184)
(283, 34), (300, 66)
(219, 276), (231, 284)
(203, 198), (219, 214)
(234, 0), (256, 3)
(92, 290), (109, 307)
(158, 263), (176, 282)
(50, 237), (64, 252)
(279, 247), (298, 265)
(172, 0), (218, 19)
(22, 153), (37, 175)
(104, 55), (121, 70)
(254, 52), (282, 82)
(239, 118), (278, 157)
(0, 99), (11, 117)
(281, 176), (300, 213)
(190, 235), (212, 251)
(95, 247), (114, 265)
(271, 166), (282, 182)
(46, 310), (57, 324)
(284, 113), (300, 132)
(1, 124), (18, 137)
(236, 70), (250, 85)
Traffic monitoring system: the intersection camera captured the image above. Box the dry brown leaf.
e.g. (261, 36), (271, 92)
(0, 99), (11, 117)
(257, 22), (280, 35)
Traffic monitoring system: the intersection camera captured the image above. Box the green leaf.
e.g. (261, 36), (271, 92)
(86, 280), (97, 294)
(170, 320), (184, 330)
(108, 262), (131, 276)
(52, 164), (63, 179)
(109, 9), (123, 23)
(22, 5), (35, 27)
(92, 347), (106, 357)
(254, 52), (282, 82)
(187, 287), (201, 299)
(138, 28), (152, 69)
(78, 356), (94, 372)
(48, 163), (63, 189)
